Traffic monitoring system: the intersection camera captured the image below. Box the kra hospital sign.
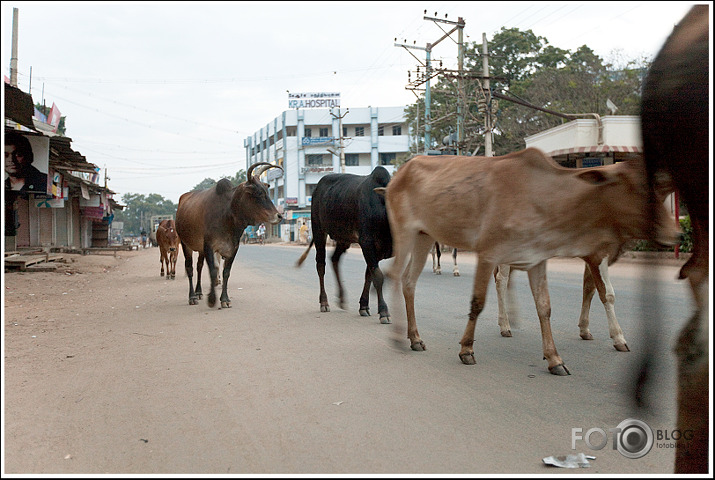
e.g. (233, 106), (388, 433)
(289, 92), (340, 109)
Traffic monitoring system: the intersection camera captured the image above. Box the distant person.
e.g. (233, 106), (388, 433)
(257, 223), (266, 245)
(4, 131), (47, 194)
(141, 228), (148, 248)
(299, 222), (309, 244)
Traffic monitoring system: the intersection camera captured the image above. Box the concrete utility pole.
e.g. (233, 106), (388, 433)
(481, 33), (493, 157)
(10, 8), (19, 87)
(330, 108), (349, 173)
(396, 12), (465, 154)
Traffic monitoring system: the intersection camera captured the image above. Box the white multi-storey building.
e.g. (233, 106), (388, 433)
(244, 105), (410, 241)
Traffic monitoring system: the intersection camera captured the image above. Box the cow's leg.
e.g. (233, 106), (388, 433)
(402, 234), (434, 351)
(587, 256), (628, 351)
(314, 233), (330, 312)
(215, 251), (222, 285)
(452, 248), (459, 276)
(495, 264), (512, 337)
(181, 242), (198, 305)
(204, 244), (219, 308)
(527, 261), (569, 375)
(331, 242), (351, 310)
(160, 247), (166, 276)
(218, 252), (236, 308)
(195, 252), (205, 300)
(458, 258), (495, 365)
(170, 249), (177, 279)
(578, 262), (596, 341)
(432, 242), (441, 274)
(359, 266), (372, 317)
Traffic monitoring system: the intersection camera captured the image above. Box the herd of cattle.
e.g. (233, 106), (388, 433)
(159, 6), (709, 474)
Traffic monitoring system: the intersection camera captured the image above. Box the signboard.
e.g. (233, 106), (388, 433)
(4, 132), (49, 195)
(286, 197), (299, 205)
(289, 92), (340, 109)
(301, 136), (335, 146)
(582, 157), (603, 167)
(301, 166), (334, 174)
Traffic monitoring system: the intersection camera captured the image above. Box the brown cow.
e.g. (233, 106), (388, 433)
(156, 219), (180, 279)
(640, 5), (709, 473)
(175, 162), (283, 308)
(382, 148), (678, 374)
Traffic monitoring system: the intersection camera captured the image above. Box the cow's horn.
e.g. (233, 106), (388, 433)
(247, 162), (283, 180)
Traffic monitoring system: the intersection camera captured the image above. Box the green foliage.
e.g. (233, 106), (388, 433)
(190, 169), (247, 191)
(112, 193), (177, 235)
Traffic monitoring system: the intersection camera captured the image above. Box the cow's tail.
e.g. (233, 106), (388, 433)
(295, 239), (314, 267)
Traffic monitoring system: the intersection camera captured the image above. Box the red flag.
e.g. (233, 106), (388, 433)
(48, 102), (61, 132)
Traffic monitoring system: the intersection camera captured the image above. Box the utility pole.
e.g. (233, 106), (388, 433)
(481, 33), (493, 157)
(10, 8), (19, 87)
(330, 108), (349, 173)
(397, 12), (465, 154)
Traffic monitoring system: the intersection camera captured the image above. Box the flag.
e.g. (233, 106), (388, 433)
(48, 102), (61, 132)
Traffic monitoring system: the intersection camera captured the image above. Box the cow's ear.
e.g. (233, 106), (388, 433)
(576, 169), (617, 186)
(374, 187), (386, 197)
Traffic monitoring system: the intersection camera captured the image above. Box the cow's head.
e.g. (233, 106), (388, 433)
(576, 158), (679, 247)
(232, 162), (284, 225)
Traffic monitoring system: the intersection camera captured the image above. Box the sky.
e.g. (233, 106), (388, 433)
(2, 1), (703, 204)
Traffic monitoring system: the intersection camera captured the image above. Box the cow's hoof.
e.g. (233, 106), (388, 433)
(208, 292), (217, 308)
(501, 330), (512, 337)
(320, 305), (330, 313)
(580, 332), (594, 340)
(359, 307), (370, 317)
(170, 275), (176, 280)
(549, 364), (571, 376)
(189, 297), (198, 306)
(379, 315), (391, 324)
(221, 301), (231, 308)
(196, 293), (203, 300)
(161, 272), (165, 277)
(453, 272), (460, 277)
(411, 341), (426, 352)
(614, 343), (630, 352)
(459, 352), (476, 365)
(435, 270), (441, 275)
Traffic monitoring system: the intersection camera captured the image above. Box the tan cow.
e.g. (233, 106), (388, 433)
(156, 219), (180, 279)
(382, 148), (678, 375)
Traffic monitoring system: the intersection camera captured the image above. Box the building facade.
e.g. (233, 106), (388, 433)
(244, 105), (410, 241)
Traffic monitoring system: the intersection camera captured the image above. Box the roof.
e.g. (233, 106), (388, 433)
(3, 82), (35, 130)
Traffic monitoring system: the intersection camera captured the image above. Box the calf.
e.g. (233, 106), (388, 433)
(640, 5), (709, 473)
(383, 148), (677, 374)
(156, 219), (180, 279)
(175, 162), (283, 308)
(296, 166), (393, 323)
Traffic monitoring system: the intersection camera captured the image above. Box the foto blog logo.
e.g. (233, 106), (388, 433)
(572, 419), (654, 459)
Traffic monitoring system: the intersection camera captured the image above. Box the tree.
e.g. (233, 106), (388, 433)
(112, 193), (177, 235)
(190, 169), (246, 191)
(403, 27), (651, 157)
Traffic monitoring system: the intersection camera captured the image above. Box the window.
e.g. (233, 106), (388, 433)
(378, 126), (384, 136)
(380, 153), (396, 166)
(307, 154), (324, 165)
(343, 127), (348, 137)
(319, 127), (328, 137)
(305, 128), (312, 138)
(345, 154), (359, 166)
(287, 127), (296, 137)
(355, 126), (364, 137)
(392, 125), (402, 136)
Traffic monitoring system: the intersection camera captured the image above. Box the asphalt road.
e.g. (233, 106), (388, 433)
(3, 243), (692, 474)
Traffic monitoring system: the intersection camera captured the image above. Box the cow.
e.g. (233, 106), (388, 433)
(430, 242), (460, 276)
(639, 5), (709, 473)
(382, 148), (678, 375)
(296, 166), (393, 323)
(494, 244), (636, 352)
(156, 218), (180, 279)
(175, 162), (283, 308)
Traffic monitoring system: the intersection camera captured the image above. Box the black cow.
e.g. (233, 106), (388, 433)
(296, 166), (393, 323)
(175, 162), (283, 308)
(639, 5), (709, 473)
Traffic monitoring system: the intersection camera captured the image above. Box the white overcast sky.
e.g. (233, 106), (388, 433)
(1, 1), (703, 204)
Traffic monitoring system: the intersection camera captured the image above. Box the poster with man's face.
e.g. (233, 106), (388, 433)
(4, 132), (50, 195)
